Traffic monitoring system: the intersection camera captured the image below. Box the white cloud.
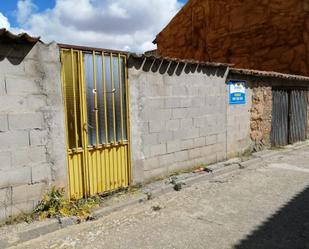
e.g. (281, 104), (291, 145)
(17, 0), (37, 24)
(14, 0), (182, 52)
(0, 12), (11, 29)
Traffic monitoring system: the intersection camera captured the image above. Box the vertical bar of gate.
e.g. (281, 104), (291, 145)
(102, 52), (109, 145)
(92, 51), (99, 147)
(124, 56), (132, 184)
(118, 54), (124, 142)
(110, 53), (117, 144)
(70, 49), (79, 150)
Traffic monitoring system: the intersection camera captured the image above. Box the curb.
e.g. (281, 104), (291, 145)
(2, 142), (308, 248)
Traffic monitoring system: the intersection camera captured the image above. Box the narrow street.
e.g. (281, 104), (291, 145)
(10, 145), (309, 249)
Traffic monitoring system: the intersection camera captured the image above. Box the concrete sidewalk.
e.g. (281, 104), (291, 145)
(4, 143), (309, 249)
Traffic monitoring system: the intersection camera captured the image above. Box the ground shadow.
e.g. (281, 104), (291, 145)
(234, 185), (309, 249)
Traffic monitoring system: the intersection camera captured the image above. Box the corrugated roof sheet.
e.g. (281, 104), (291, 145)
(230, 68), (309, 82)
(0, 29), (40, 44)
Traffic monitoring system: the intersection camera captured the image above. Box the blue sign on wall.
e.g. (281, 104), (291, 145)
(229, 80), (246, 105)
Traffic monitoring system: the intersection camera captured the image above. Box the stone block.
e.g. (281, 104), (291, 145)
(31, 164), (52, 184)
(0, 151), (12, 170)
(145, 98), (165, 109)
(12, 183), (47, 204)
(29, 129), (48, 146)
(10, 201), (35, 217)
(0, 166), (32, 188)
(166, 119), (180, 131)
(25, 94), (47, 110)
(5, 76), (42, 95)
(172, 86), (186, 96)
(0, 114), (8, 132)
(0, 131), (29, 149)
(8, 113), (43, 130)
(11, 147), (46, 167)
(150, 144), (166, 157)
(149, 120), (165, 133)
(180, 98), (192, 108)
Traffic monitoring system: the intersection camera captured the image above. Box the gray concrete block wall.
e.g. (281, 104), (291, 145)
(0, 41), (66, 222)
(227, 82), (253, 157)
(129, 66), (230, 182)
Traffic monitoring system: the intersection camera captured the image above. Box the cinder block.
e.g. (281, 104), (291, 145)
(157, 131), (173, 143)
(142, 109), (172, 121)
(194, 137), (206, 147)
(159, 153), (175, 167)
(0, 187), (12, 206)
(25, 94), (47, 110)
(149, 120), (165, 133)
(0, 151), (12, 170)
(194, 117), (206, 128)
(12, 147), (46, 167)
(8, 113), (43, 130)
(180, 98), (192, 108)
(29, 129), (48, 146)
(217, 133), (226, 143)
(167, 140), (182, 153)
(174, 150), (189, 162)
(165, 98), (180, 108)
(150, 144), (166, 157)
(173, 128), (199, 140)
(180, 118), (193, 129)
(192, 97), (205, 107)
(5, 76), (42, 95)
(0, 166), (32, 188)
(142, 134), (158, 146)
(189, 148), (201, 159)
(144, 167), (168, 181)
(181, 139), (194, 150)
(0, 114), (8, 132)
(206, 134), (217, 145)
(10, 201), (35, 217)
(12, 183), (47, 204)
(0, 77), (5, 95)
(145, 98), (165, 109)
(0, 95), (27, 112)
(143, 157), (160, 171)
(172, 86), (187, 96)
(0, 131), (29, 149)
(166, 119), (180, 131)
(172, 108), (188, 119)
(31, 164), (52, 184)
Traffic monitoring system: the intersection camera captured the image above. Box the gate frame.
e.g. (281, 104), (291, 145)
(59, 43), (132, 198)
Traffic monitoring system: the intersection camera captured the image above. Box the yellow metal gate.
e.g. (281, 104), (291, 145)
(60, 46), (131, 199)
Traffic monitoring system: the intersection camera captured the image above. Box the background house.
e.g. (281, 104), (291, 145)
(154, 0), (309, 76)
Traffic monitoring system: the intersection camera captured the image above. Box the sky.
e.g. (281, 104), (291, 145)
(0, 0), (188, 52)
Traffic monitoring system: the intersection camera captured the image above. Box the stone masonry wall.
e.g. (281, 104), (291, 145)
(250, 83), (273, 150)
(129, 63), (236, 183)
(0, 42), (66, 221)
(156, 0), (309, 76)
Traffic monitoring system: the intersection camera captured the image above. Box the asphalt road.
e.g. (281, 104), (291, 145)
(9, 145), (309, 249)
